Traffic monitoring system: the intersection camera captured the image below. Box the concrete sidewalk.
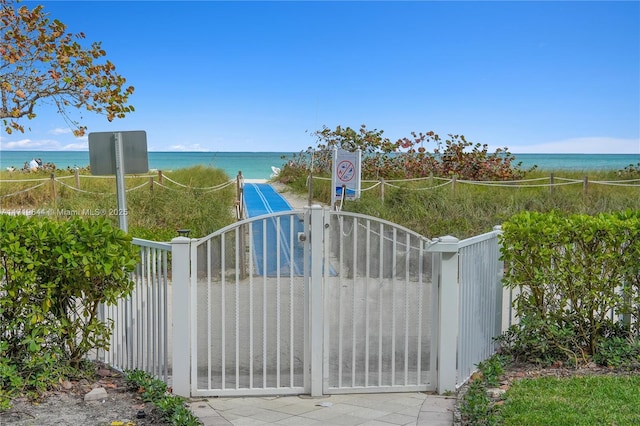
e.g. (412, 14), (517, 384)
(188, 392), (455, 426)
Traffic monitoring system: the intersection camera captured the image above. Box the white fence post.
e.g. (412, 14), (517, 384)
(429, 235), (460, 394)
(171, 236), (191, 397)
(493, 226), (507, 335)
(309, 205), (324, 397)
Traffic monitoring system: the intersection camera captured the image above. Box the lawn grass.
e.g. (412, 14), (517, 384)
(500, 375), (640, 425)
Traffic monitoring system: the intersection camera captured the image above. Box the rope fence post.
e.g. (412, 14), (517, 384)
(50, 173), (56, 203)
(74, 168), (80, 189)
(550, 173), (554, 195)
(379, 178), (385, 202)
(236, 171), (244, 220)
(583, 175), (588, 196)
(149, 176), (154, 191)
(452, 175), (457, 194)
(158, 170), (164, 185)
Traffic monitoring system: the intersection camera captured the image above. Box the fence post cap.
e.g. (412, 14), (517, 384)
(427, 235), (459, 252)
(171, 236), (191, 244)
(437, 235), (459, 243)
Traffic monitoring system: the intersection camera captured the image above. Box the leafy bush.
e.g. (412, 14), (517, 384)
(476, 355), (508, 387)
(460, 354), (508, 425)
(281, 124), (533, 182)
(0, 214), (139, 406)
(499, 210), (640, 364)
(125, 370), (201, 425)
(496, 317), (582, 365)
(618, 162), (640, 178)
(593, 336), (640, 368)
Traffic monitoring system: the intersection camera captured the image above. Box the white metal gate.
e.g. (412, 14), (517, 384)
(322, 210), (437, 394)
(188, 206), (437, 397)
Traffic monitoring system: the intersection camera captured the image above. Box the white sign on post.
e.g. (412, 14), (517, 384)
(331, 148), (361, 210)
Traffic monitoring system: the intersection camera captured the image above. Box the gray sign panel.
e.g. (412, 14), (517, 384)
(88, 130), (149, 175)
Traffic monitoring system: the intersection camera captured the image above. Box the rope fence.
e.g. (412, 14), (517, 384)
(309, 174), (640, 189)
(0, 169), (235, 200)
(2, 169), (638, 203)
(306, 172), (639, 203)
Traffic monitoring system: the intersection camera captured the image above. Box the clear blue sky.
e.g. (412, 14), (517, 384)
(2, 0), (639, 153)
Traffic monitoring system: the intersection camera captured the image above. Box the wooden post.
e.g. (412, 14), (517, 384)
(50, 173), (56, 203)
(549, 173), (554, 195)
(452, 175), (457, 194)
(236, 171), (244, 220)
(74, 168), (80, 189)
(236, 171), (243, 199)
(379, 178), (385, 202)
(236, 171), (246, 278)
(307, 174), (313, 207)
(158, 170), (164, 185)
(583, 175), (588, 196)
(429, 171), (434, 186)
(149, 176), (154, 191)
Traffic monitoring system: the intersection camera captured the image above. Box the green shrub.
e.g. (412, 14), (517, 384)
(499, 210), (640, 364)
(593, 336), (640, 368)
(125, 370), (201, 425)
(496, 317), (582, 366)
(0, 214), (139, 407)
(460, 354), (508, 425)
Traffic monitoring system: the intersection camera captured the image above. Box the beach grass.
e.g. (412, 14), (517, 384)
(2, 166), (639, 240)
(288, 169), (640, 239)
(0, 166), (237, 240)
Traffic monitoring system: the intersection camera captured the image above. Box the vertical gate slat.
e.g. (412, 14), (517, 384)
(391, 228), (397, 386)
(351, 217), (358, 388)
(404, 232), (410, 385)
(262, 219), (267, 388)
(417, 239), (424, 385)
(289, 216), (295, 387)
(338, 217), (344, 388)
(377, 222), (384, 385)
(276, 216), (281, 388)
(221, 236), (226, 389)
(206, 240), (212, 388)
(365, 220), (371, 387)
(248, 222), (254, 389)
(235, 227), (240, 389)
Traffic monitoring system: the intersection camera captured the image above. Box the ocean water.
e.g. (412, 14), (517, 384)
(0, 151), (295, 180)
(1, 151), (638, 180)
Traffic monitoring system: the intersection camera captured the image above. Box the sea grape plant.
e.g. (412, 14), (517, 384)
(280, 124), (532, 182)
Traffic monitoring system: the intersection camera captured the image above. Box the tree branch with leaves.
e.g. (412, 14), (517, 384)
(0, 0), (134, 136)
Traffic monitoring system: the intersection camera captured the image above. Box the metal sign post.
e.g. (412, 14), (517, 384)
(113, 132), (128, 232)
(88, 130), (148, 232)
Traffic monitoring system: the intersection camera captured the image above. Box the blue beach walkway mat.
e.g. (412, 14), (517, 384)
(243, 183), (303, 276)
